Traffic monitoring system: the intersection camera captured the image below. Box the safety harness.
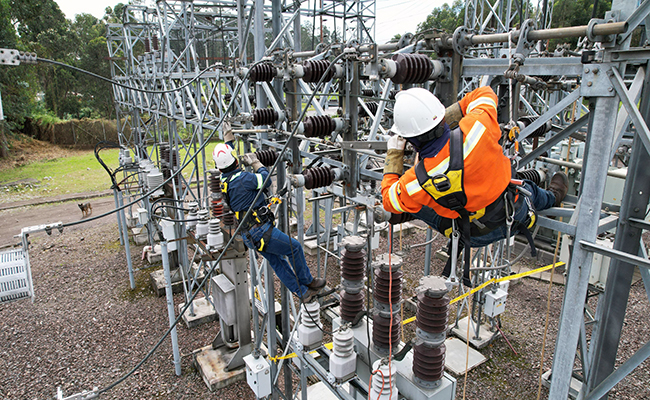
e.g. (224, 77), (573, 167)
(221, 171), (275, 252)
(414, 128), (537, 286)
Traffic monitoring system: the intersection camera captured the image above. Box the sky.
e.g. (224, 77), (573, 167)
(55, 0), (445, 44)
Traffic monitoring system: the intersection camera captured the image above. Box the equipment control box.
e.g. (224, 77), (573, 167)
(484, 288), (508, 317)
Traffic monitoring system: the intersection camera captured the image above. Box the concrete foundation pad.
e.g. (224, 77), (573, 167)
(444, 337), (487, 375)
(380, 221), (418, 238)
(149, 266), (204, 297)
(131, 227), (148, 245)
(451, 316), (499, 349)
(179, 297), (217, 329)
(541, 369), (581, 399)
(303, 239), (337, 257)
(193, 345), (246, 391)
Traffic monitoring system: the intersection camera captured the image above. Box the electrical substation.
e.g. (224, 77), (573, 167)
(2, 0), (650, 399)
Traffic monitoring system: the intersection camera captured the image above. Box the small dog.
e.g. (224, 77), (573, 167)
(78, 202), (93, 218)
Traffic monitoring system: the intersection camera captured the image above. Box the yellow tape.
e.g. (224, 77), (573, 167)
(402, 261), (565, 326)
(268, 342), (334, 363)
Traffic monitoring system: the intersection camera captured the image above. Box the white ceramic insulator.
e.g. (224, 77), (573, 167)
(369, 360), (399, 400)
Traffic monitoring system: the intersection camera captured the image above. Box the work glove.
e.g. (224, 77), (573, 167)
(384, 135), (406, 176)
(241, 153), (264, 172)
(445, 102), (463, 129)
(387, 135), (407, 151)
(223, 121), (235, 143)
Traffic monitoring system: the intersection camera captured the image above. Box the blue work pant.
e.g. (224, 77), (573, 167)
(412, 181), (556, 247)
(241, 222), (313, 296)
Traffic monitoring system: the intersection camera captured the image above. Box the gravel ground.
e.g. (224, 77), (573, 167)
(1, 214), (649, 399)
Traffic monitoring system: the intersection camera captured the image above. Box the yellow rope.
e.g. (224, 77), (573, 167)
(401, 260), (566, 326)
(268, 342), (334, 363)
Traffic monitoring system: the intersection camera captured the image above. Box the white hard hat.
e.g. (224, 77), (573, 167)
(212, 143), (237, 171)
(391, 88), (445, 138)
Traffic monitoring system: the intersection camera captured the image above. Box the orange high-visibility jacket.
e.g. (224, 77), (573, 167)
(381, 86), (511, 219)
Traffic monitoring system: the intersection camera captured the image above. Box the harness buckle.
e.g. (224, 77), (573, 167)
(431, 174), (451, 192)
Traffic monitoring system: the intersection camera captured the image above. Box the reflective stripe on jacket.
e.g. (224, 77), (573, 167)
(381, 86), (511, 219)
(222, 167), (270, 213)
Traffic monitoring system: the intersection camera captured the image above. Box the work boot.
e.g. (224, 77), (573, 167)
(307, 277), (326, 290)
(549, 171), (569, 206)
(301, 287), (320, 303)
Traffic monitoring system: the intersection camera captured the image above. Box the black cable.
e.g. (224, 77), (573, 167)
(37, 57), (222, 95)
(93, 55), (344, 397)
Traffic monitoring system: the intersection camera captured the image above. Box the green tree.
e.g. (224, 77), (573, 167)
(417, 0), (465, 34)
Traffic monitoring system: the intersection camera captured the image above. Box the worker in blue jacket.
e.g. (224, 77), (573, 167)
(213, 135), (325, 302)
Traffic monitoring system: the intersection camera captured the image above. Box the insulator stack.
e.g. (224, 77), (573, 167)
(207, 218), (224, 249)
(250, 63), (276, 82)
(255, 149), (279, 167)
(302, 60), (334, 83)
(252, 108), (279, 126)
(221, 203), (236, 227)
(330, 325), (356, 382)
(339, 236), (366, 323)
(249, 94), (256, 105)
(152, 35), (159, 51)
(303, 166), (335, 189)
(186, 201), (199, 230)
(388, 89), (399, 100)
(516, 169), (545, 186)
(303, 115), (335, 138)
(361, 88), (375, 97)
(144, 38), (151, 53)
(369, 359), (399, 400)
(196, 209), (210, 239)
(358, 102), (379, 118)
(391, 54), (433, 84)
(298, 301), (323, 350)
(518, 115), (552, 137)
(209, 170), (224, 218)
(372, 254), (403, 352)
(412, 276), (450, 389)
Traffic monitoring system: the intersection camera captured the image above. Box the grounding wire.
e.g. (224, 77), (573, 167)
(91, 54), (345, 397)
(37, 57), (225, 95)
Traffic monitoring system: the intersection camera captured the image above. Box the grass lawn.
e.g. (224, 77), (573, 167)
(0, 149), (120, 203)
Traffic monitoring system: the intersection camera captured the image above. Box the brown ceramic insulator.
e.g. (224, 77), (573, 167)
(151, 35), (159, 51)
(416, 293), (450, 334)
(303, 166), (335, 190)
(358, 102), (379, 118)
(255, 149), (279, 167)
(302, 60), (334, 83)
(372, 313), (401, 349)
(361, 88), (375, 97)
(413, 342), (446, 382)
(373, 268), (403, 304)
(518, 115), (552, 138)
(160, 145), (170, 163)
(211, 200), (224, 219)
(144, 38), (151, 53)
(389, 89), (399, 100)
(391, 54), (434, 84)
(223, 93), (232, 102)
(303, 115), (336, 138)
(250, 63), (276, 82)
(209, 172), (222, 195)
(252, 108), (279, 126)
(340, 249), (366, 281)
(340, 290), (365, 322)
(221, 204), (236, 226)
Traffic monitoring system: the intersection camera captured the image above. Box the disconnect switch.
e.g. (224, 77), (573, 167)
(244, 353), (272, 398)
(484, 288), (508, 318)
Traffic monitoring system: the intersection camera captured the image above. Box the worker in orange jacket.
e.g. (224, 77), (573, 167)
(381, 86), (568, 285)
